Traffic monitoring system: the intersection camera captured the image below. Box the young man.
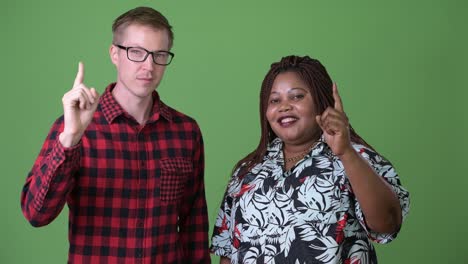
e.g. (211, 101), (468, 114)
(21, 7), (210, 263)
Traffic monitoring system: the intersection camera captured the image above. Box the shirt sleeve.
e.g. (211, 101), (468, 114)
(20, 117), (81, 227)
(210, 166), (242, 258)
(351, 145), (410, 244)
(178, 125), (211, 264)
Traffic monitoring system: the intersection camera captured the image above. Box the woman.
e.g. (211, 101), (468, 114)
(210, 55), (410, 263)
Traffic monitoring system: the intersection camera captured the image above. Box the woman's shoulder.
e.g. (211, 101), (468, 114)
(350, 142), (393, 168)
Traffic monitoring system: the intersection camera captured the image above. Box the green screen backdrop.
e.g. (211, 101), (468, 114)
(2, 0), (467, 263)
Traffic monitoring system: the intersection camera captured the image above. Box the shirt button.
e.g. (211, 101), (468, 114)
(136, 249), (142, 258)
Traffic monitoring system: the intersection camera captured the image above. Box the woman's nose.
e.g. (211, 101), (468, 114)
(279, 101), (292, 112)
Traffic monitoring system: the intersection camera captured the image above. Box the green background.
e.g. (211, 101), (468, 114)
(2, 0), (467, 263)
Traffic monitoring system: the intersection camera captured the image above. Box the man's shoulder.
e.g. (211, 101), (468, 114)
(161, 101), (199, 125)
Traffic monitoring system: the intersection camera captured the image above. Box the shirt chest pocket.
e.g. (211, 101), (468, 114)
(160, 158), (193, 202)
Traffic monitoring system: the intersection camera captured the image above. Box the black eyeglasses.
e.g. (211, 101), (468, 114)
(114, 44), (175, 65)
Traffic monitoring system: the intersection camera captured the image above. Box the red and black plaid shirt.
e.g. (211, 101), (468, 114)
(21, 83), (211, 263)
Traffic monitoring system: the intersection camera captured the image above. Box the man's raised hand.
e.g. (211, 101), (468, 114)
(59, 62), (100, 147)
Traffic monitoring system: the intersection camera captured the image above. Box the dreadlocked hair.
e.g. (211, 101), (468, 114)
(233, 55), (374, 178)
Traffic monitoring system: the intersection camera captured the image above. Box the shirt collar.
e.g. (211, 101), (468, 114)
(100, 83), (173, 124)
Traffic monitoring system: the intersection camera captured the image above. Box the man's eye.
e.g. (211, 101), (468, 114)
(130, 49), (144, 55)
(155, 53), (168, 58)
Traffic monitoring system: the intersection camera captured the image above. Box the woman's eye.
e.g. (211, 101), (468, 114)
(269, 99), (279, 104)
(291, 94), (304, 100)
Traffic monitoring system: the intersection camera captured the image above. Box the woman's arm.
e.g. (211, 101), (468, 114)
(339, 148), (402, 233)
(316, 83), (402, 233)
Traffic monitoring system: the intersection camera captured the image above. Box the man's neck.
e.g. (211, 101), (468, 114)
(112, 85), (154, 125)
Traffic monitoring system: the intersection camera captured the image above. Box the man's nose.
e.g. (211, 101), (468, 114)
(142, 54), (154, 70)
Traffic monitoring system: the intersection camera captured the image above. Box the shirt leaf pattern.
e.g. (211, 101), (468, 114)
(211, 137), (410, 264)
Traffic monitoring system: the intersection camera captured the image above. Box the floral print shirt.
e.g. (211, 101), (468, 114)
(210, 137), (410, 264)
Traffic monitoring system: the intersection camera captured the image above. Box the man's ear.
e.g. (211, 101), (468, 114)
(109, 44), (119, 65)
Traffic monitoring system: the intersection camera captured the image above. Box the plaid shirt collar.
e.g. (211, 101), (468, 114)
(100, 83), (173, 124)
